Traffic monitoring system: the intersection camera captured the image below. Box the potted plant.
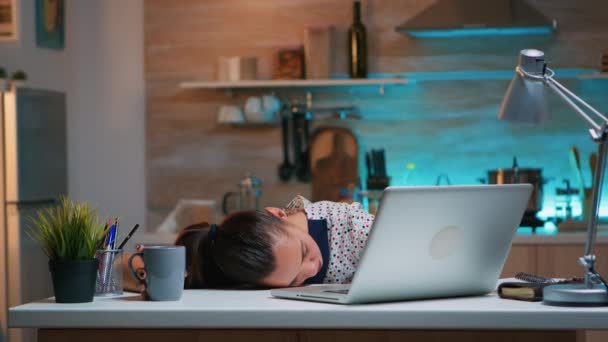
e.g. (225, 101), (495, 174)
(0, 67), (7, 91)
(10, 70), (27, 88)
(28, 197), (106, 303)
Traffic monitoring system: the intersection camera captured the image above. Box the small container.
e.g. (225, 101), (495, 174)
(216, 56), (258, 81)
(304, 25), (334, 79)
(95, 249), (123, 297)
(273, 46), (305, 80)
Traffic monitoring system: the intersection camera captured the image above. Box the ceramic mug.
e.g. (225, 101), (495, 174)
(244, 96), (263, 122)
(128, 245), (185, 301)
(262, 95), (281, 121)
(245, 95), (280, 122)
(217, 105), (245, 123)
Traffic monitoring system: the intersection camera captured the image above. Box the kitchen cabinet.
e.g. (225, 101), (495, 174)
(501, 245), (537, 278)
(501, 243), (608, 278)
(500, 242), (608, 342)
(537, 245), (608, 278)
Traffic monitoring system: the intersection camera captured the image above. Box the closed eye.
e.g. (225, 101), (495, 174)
(302, 241), (308, 260)
(287, 240), (307, 287)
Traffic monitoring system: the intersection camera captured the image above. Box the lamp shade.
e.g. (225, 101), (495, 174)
(498, 49), (551, 123)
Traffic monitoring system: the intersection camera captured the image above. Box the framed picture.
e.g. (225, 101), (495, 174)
(35, 0), (64, 49)
(0, 0), (18, 42)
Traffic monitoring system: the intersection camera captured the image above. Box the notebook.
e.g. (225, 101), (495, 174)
(270, 184), (532, 304)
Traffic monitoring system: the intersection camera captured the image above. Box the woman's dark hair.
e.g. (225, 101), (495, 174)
(174, 210), (288, 289)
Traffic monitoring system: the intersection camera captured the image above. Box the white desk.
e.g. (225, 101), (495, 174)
(9, 287), (608, 342)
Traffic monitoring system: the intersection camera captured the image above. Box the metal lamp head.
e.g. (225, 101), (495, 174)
(498, 49), (551, 124)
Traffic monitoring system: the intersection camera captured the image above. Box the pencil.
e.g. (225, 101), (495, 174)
(118, 224), (140, 250)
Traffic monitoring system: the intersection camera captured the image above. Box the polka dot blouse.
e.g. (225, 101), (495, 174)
(284, 196), (375, 284)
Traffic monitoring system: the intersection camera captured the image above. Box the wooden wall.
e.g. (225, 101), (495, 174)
(145, 0), (608, 229)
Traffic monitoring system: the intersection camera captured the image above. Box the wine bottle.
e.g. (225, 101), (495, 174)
(348, 0), (367, 78)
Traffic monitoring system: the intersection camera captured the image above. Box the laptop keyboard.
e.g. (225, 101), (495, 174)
(323, 289), (349, 294)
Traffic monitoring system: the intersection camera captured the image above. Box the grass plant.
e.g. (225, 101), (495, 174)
(28, 197), (106, 261)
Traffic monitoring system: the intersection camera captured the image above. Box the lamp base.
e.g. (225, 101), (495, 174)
(543, 283), (608, 306)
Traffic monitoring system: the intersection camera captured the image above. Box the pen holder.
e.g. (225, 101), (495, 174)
(95, 249), (123, 297)
(366, 176), (390, 190)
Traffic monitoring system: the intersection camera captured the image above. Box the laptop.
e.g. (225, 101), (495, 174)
(271, 184), (532, 304)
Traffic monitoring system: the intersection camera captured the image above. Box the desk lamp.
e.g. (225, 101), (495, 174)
(498, 49), (608, 305)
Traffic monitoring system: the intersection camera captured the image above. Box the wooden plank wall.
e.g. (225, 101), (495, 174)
(145, 0), (608, 229)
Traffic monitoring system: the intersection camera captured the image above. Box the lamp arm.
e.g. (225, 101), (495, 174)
(584, 139), (607, 261)
(544, 72), (608, 288)
(546, 76), (608, 123)
(544, 78), (603, 131)
(543, 73), (608, 286)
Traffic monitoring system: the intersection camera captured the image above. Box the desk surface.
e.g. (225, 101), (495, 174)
(9, 286), (608, 330)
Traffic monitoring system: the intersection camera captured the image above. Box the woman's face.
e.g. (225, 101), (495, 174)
(260, 221), (323, 288)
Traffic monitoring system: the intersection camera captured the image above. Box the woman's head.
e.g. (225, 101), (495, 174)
(174, 208), (322, 289)
(175, 210), (286, 289)
(259, 208), (323, 288)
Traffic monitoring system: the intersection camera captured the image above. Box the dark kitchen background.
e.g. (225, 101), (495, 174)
(145, 0), (608, 231)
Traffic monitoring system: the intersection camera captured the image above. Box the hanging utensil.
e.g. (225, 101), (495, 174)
(277, 109), (293, 182)
(292, 108), (311, 182)
(589, 152), (598, 185)
(569, 146), (585, 188)
(569, 146), (586, 216)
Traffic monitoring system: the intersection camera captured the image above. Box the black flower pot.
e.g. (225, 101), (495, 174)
(49, 259), (99, 303)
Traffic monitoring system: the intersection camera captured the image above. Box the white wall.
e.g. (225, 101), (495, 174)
(66, 0), (145, 234)
(0, 0), (146, 235)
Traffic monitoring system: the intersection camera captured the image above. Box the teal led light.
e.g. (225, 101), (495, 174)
(407, 26), (554, 38)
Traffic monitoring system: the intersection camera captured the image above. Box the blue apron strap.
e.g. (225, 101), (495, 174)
(304, 219), (329, 284)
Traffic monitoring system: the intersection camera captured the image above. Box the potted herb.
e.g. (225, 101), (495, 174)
(28, 197), (106, 303)
(10, 70), (27, 88)
(0, 67), (7, 91)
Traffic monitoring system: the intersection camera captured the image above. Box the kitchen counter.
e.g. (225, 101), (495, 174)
(8, 287), (608, 330)
(9, 285), (608, 342)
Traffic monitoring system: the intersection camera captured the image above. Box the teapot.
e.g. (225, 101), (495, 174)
(222, 174), (262, 214)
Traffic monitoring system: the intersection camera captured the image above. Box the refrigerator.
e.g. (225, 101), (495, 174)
(0, 87), (67, 342)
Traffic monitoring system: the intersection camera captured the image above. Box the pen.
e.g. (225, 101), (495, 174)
(105, 223), (117, 250)
(101, 221), (117, 292)
(111, 218), (119, 249)
(117, 224), (140, 250)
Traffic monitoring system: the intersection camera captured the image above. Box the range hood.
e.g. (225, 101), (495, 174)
(396, 0), (557, 38)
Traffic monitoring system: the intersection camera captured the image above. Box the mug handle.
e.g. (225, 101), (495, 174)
(128, 252), (148, 288)
(222, 191), (235, 215)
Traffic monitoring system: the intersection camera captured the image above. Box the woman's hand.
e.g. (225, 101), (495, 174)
(122, 244), (147, 294)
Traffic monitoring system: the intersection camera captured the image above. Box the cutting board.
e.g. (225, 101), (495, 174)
(309, 127), (359, 202)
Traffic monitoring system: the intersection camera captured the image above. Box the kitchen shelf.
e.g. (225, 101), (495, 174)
(180, 78), (409, 90)
(181, 69), (598, 91)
